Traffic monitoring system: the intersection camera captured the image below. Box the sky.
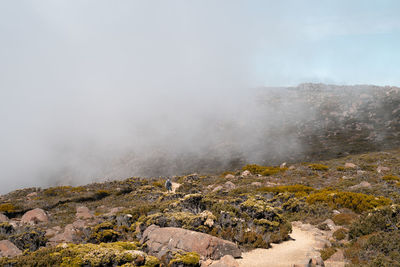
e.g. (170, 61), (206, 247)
(0, 0), (399, 193)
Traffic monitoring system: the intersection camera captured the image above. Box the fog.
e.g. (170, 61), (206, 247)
(1, 1), (399, 194)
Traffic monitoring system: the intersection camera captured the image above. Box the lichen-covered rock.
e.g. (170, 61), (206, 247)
(0, 240), (22, 257)
(21, 208), (48, 225)
(141, 225), (241, 260)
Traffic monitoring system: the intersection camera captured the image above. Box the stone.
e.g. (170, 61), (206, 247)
(26, 192), (38, 198)
(76, 206), (93, 219)
(357, 170), (366, 175)
(280, 162), (287, 168)
(241, 170), (251, 177)
(209, 255), (238, 267)
(0, 240), (22, 257)
(21, 208), (48, 225)
(225, 174), (235, 179)
(251, 182), (262, 187)
(377, 166), (390, 173)
(49, 224), (77, 243)
(212, 186), (223, 193)
(349, 181), (371, 190)
(223, 181), (236, 191)
(344, 163), (357, 169)
(0, 213), (9, 222)
(141, 225), (241, 260)
(307, 256), (325, 266)
(321, 219), (336, 231)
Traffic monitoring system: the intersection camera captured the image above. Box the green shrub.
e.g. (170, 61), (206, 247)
(333, 228), (348, 240)
(308, 164), (329, 171)
(349, 205), (400, 239)
(307, 190), (391, 213)
(320, 246), (336, 260)
(332, 213), (358, 225)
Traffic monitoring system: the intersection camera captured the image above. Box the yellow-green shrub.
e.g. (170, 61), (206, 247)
(308, 164), (329, 171)
(382, 175), (400, 182)
(258, 185), (315, 197)
(0, 203), (17, 213)
(306, 190), (391, 213)
(242, 164), (286, 176)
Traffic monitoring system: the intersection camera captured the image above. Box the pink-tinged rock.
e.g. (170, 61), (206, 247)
(0, 213), (9, 222)
(141, 225), (241, 260)
(0, 240), (22, 257)
(344, 163), (357, 169)
(76, 206), (93, 219)
(209, 255), (239, 267)
(225, 174), (235, 179)
(241, 170), (251, 177)
(377, 166), (390, 173)
(349, 181), (371, 190)
(48, 224), (77, 243)
(21, 208), (48, 225)
(27, 192), (38, 198)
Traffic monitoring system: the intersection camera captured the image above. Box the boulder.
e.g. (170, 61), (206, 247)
(212, 186), (223, 193)
(0, 213), (9, 222)
(21, 208), (48, 225)
(349, 181), (371, 190)
(225, 174), (235, 179)
(209, 255), (238, 267)
(48, 224), (78, 243)
(251, 182), (262, 187)
(344, 163), (357, 169)
(241, 170), (251, 177)
(76, 206), (93, 220)
(223, 181), (236, 191)
(141, 225), (241, 260)
(0, 240), (22, 257)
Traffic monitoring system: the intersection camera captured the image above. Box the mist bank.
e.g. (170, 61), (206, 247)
(1, 83), (398, 194)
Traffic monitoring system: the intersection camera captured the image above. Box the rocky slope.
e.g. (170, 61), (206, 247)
(1, 148), (400, 266)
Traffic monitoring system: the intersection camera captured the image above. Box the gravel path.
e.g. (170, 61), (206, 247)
(237, 223), (327, 267)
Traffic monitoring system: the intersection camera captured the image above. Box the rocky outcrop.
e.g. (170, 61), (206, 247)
(0, 240), (22, 257)
(141, 225), (241, 260)
(21, 208), (48, 225)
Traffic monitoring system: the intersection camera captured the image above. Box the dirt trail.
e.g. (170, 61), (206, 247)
(237, 222), (343, 267)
